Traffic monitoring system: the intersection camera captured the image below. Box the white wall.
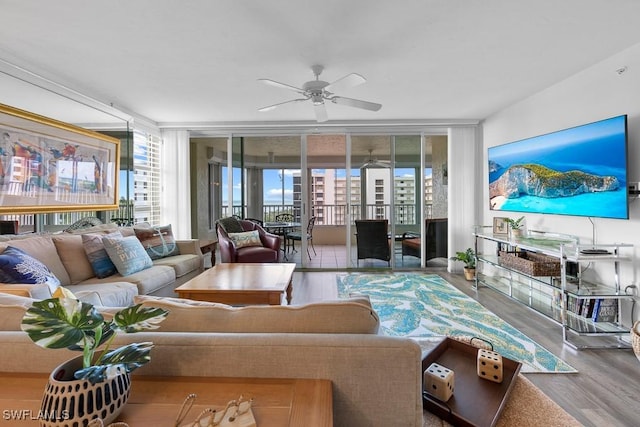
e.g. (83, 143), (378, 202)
(482, 42), (640, 326)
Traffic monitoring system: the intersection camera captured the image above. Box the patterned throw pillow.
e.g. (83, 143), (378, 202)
(228, 230), (263, 249)
(0, 246), (60, 292)
(82, 231), (121, 278)
(217, 217), (244, 233)
(102, 235), (153, 277)
(134, 225), (180, 260)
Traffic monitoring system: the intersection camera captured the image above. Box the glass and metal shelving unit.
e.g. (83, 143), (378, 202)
(473, 226), (633, 350)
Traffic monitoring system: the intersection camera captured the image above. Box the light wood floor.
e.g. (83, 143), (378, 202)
(290, 268), (640, 427)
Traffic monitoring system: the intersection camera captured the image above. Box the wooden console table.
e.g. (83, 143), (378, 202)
(199, 239), (217, 268)
(0, 373), (332, 426)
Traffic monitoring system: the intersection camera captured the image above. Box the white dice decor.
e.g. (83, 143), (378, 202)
(424, 362), (455, 402)
(477, 348), (503, 383)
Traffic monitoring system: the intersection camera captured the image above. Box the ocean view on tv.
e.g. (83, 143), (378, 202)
(488, 115), (628, 219)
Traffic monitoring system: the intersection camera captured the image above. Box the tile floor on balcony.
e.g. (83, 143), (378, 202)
(280, 243), (448, 270)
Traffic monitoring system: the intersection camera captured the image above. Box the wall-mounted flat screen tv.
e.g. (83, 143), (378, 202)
(488, 115), (628, 219)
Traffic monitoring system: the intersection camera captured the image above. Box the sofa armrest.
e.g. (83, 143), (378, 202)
(175, 239), (203, 256)
(0, 283), (52, 299)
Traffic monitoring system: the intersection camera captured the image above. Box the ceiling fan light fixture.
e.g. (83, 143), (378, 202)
(360, 149), (391, 169)
(311, 93), (324, 105)
(258, 65), (382, 122)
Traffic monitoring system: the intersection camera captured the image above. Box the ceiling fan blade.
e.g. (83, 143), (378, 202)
(314, 103), (328, 123)
(258, 98), (308, 112)
(258, 78), (306, 95)
(331, 96), (382, 112)
(324, 73), (366, 93)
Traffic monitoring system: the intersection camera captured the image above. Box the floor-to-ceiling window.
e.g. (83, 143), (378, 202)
(192, 130), (448, 270)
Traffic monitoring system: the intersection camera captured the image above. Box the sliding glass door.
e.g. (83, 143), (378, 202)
(198, 130), (447, 270)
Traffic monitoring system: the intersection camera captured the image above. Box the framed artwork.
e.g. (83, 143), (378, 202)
(0, 103), (120, 214)
(492, 217), (509, 236)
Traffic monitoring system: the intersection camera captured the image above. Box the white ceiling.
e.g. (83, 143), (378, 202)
(1, 0), (640, 127)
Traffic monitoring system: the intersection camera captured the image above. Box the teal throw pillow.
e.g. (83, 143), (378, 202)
(82, 231), (121, 278)
(102, 235), (153, 277)
(0, 246), (60, 292)
(134, 224), (180, 260)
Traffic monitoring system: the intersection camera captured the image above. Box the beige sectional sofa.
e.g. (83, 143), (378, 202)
(0, 293), (424, 427)
(0, 225), (204, 306)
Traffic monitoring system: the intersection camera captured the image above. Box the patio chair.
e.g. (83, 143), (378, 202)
(286, 216), (317, 260)
(244, 217), (264, 226)
(273, 213), (295, 253)
(355, 219), (391, 267)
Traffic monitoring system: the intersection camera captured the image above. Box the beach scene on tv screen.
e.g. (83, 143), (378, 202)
(488, 115), (628, 219)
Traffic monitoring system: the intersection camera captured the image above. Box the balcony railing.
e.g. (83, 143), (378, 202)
(222, 204), (433, 226)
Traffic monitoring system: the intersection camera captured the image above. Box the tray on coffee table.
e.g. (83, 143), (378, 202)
(422, 337), (522, 427)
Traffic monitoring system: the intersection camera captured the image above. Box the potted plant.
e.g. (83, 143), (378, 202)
(505, 216), (525, 237)
(450, 248), (476, 281)
(21, 296), (168, 426)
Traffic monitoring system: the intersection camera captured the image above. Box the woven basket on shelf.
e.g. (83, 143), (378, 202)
(498, 250), (561, 277)
(632, 321), (640, 363)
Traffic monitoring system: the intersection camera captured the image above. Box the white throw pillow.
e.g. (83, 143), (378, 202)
(228, 230), (262, 249)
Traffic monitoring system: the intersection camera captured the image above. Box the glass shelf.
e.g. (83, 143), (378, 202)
(474, 228), (634, 350)
(563, 311), (629, 334)
(564, 280), (629, 298)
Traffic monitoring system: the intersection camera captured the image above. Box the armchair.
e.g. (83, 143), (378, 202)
(216, 219), (281, 263)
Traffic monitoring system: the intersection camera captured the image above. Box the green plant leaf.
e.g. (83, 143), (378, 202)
(449, 248), (475, 268)
(113, 304), (169, 333)
(21, 298), (104, 350)
(74, 342), (154, 384)
(89, 322), (117, 349)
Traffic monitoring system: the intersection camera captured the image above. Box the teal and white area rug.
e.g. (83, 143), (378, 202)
(337, 273), (576, 373)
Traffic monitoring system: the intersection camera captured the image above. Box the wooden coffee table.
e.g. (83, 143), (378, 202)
(175, 263), (296, 305)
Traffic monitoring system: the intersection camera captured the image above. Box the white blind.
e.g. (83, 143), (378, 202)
(133, 130), (161, 225)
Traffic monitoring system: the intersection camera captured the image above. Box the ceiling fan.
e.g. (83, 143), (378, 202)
(360, 149), (390, 169)
(258, 65), (382, 123)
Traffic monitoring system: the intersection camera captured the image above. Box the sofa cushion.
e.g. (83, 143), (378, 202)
(67, 282), (138, 307)
(134, 225), (181, 260)
(4, 237), (71, 286)
(0, 283), (53, 299)
(82, 231), (121, 278)
(102, 235), (153, 276)
(152, 254), (202, 278)
(49, 285), (105, 307)
(236, 245), (279, 263)
(0, 293), (34, 331)
(134, 295), (380, 334)
(0, 246), (61, 292)
(0, 291), (103, 331)
(228, 230), (262, 249)
(82, 265), (176, 296)
(52, 235), (95, 284)
(0, 286), (136, 330)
